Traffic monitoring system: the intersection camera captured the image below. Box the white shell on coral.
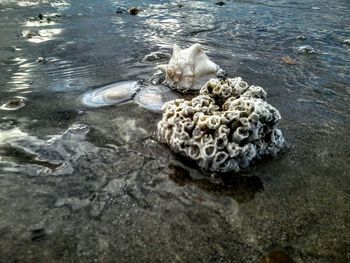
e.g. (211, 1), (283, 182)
(80, 81), (141, 108)
(134, 86), (181, 112)
(157, 43), (219, 93)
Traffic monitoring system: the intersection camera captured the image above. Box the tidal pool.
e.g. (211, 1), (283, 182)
(0, 0), (349, 262)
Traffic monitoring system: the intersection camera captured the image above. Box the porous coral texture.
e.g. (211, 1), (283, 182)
(157, 77), (285, 173)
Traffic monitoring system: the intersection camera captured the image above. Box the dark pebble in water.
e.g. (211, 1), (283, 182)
(21, 30), (35, 38)
(80, 81), (141, 108)
(216, 68), (227, 79)
(215, 1), (226, 6)
(297, 35), (307, 40)
(177, 3), (184, 8)
(31, 228), (46, 241)
(259, 251), (295, 263)
(297, 45), (316, 54)
(0, 97), (26, 111)
(134, 86), (181, 112)
(115, 7), (126, 14)
(38, 13), (43, 20)
(129, 7), (140, 16)
(36, 57), (46, 63)
(142, 51), (171, 62)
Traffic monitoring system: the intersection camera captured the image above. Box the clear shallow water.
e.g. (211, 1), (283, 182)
(0, 0), (349, 262)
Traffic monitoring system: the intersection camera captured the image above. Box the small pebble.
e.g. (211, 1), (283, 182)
(296, 35), (307, 40)
(216, 69), (227, 79)
(281, 56), (296, 65)
(31, 228), (46, 241)
(115, 7), (126, 14)
(129, 7), (140, 16)
(36, 57), (46, 63)
(259, 251), (295, 263)
(297, 45), (316, 54)
(343, 39), (350, 45)
(215, 1), (225, 6)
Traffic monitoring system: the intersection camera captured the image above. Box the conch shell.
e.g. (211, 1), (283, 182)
(157, 43), (220, 93)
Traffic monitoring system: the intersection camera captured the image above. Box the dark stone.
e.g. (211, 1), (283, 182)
(215, 1), (226, 6)
(129, 7), (140, 16)
(31, 228), (46, 241)
(36, 57), (46, 63)
(259, 251), (295, 263)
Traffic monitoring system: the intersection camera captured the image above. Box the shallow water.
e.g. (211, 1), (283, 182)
(0, 0), (350, 262)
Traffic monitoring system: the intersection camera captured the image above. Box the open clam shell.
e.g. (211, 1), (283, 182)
(134, 86), (181, 112)
(80, 81), (141, 108)
(0, 97), (27, 111)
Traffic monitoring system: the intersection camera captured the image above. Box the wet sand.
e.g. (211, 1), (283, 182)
(0, 0), (349, 262)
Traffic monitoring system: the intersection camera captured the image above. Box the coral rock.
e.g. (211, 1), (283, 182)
(157, 77), (285, 173)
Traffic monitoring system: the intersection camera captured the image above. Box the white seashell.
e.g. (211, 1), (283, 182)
(80, 81), (140, 108)
(134, 86), (181, 112)
(157, 43), (220, 93)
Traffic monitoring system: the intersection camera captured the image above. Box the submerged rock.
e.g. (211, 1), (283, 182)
(157, 77), (285, 173)
(281, 56), (296, 65)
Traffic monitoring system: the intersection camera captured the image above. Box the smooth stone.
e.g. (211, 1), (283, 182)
(80, 81), (141, 108)
(134, 86), (181, 112)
